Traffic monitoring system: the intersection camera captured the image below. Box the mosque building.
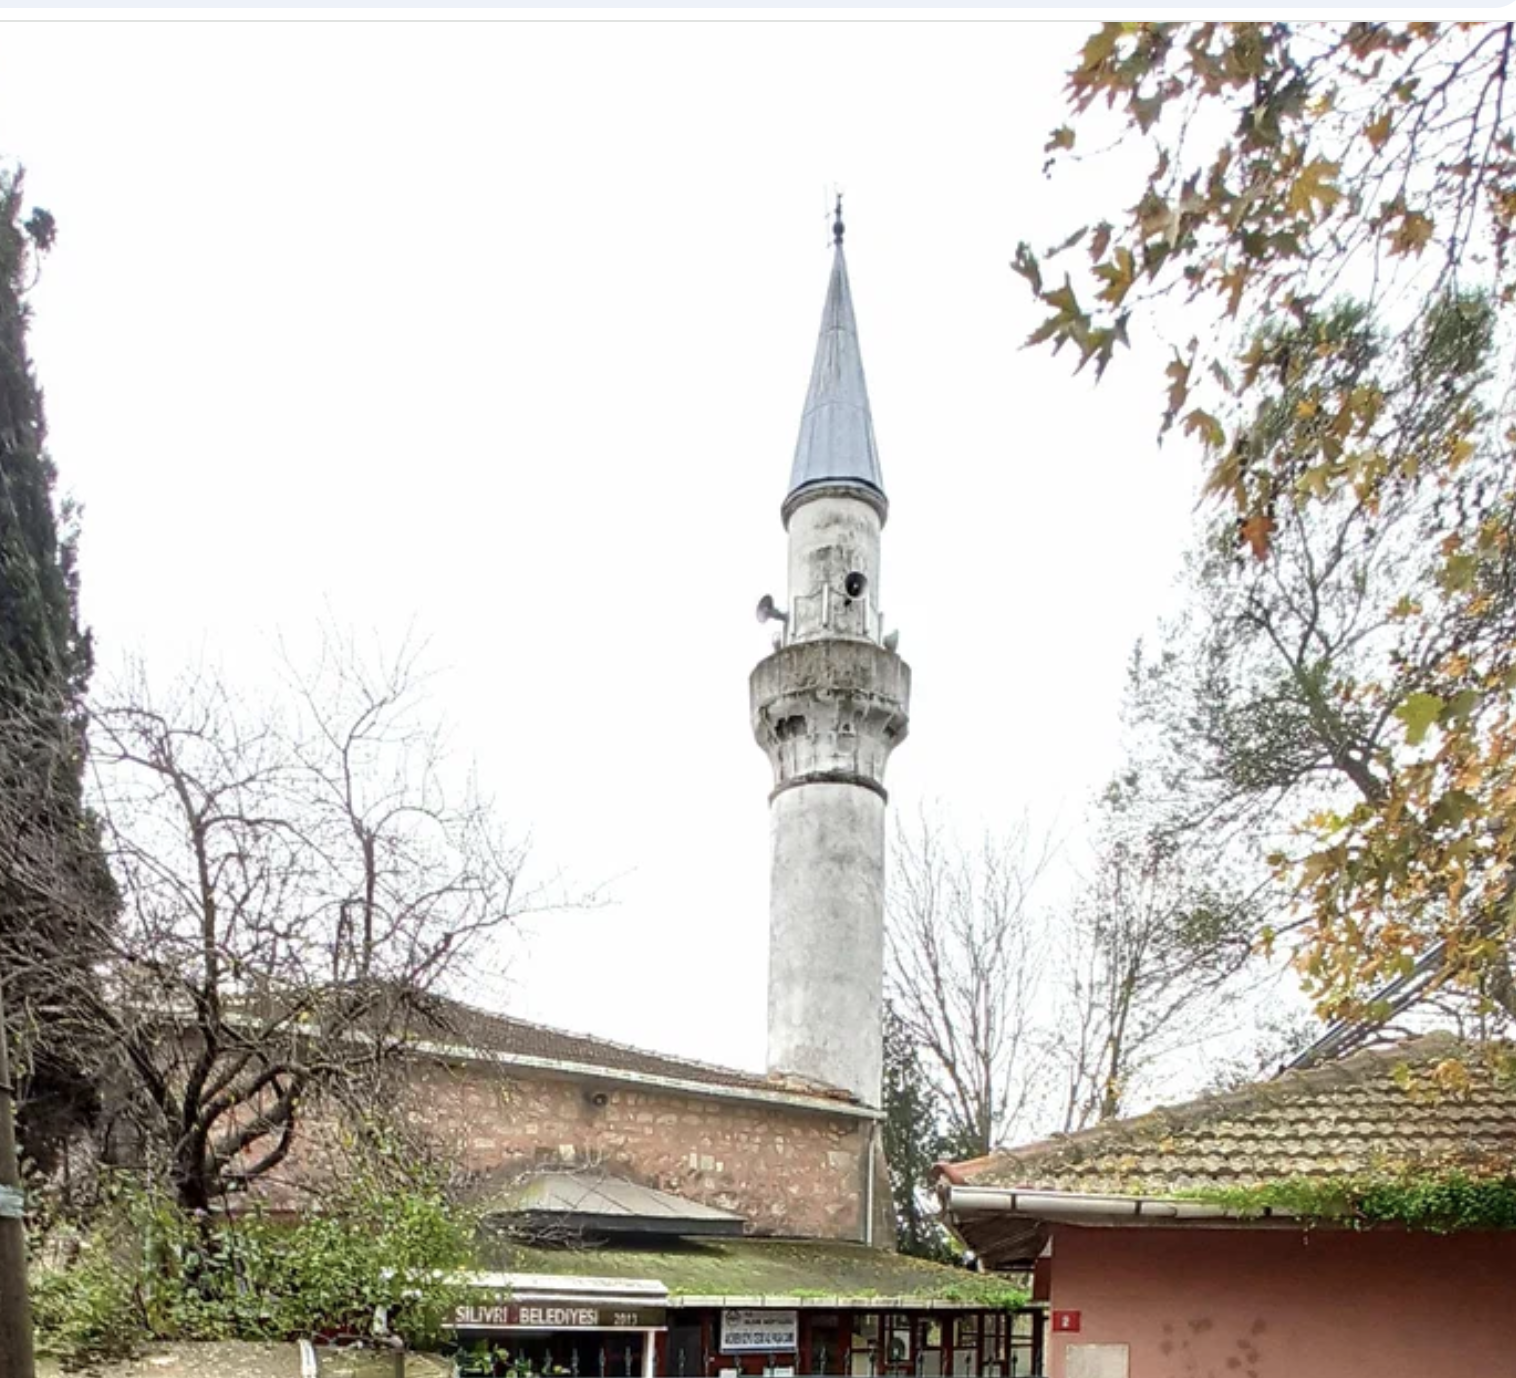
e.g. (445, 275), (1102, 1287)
(266, 206), (1044, 1376)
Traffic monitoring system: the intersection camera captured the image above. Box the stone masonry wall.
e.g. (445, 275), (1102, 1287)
(410, 1060), (870, 1240)
(264, 1057), (876, 1242)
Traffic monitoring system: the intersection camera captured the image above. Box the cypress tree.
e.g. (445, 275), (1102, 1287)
(882, 1005), (955, 1261)
(0, 167), (113, 1178)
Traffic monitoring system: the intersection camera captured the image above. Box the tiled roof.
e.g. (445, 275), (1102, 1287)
(405, 993), (859, 1107)
(941, 1033), (1516, 1194)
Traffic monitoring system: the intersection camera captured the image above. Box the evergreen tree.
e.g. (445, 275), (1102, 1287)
(0, 167), (113, 1177)
(882, 1005), (956, 1261)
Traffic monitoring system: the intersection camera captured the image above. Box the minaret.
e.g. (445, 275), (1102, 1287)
(751, 202), (910, 1109)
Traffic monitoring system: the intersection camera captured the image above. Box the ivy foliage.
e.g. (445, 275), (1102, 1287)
(1189, 1169), (1516, 1233)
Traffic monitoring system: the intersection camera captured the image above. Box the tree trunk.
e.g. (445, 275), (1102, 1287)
(0, 982), (37, 1378)
(173, 1139), (212, 1216)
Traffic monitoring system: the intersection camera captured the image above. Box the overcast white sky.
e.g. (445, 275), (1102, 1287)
(0, 19), (1211, 1086)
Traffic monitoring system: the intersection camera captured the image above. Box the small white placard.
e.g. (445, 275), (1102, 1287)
(720, 1309), (799, 1354)
(1066, 1343), (1129, 1378)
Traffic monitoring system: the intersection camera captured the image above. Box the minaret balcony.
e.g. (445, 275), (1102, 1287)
(750, 638), (911, 794)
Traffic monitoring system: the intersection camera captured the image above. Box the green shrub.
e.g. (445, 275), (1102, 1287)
(30, 1168), (480, 1366)
(270, 1175), (477, 1345)
(30, 1237), (142, 1369)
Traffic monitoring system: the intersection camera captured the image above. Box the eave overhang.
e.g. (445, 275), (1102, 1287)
(940, 1183), (1304, 1269)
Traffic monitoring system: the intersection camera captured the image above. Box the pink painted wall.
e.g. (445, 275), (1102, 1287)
(1046, 1222), (1516, 1378)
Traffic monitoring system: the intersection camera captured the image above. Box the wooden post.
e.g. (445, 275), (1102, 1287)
(0, 980), (37, 1378)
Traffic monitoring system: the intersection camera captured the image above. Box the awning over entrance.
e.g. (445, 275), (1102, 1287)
(452, 1269), (668, 1328)
(448, 1271), (670, 1378)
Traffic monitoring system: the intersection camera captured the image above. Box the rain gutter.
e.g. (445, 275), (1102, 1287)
(944, 1184), (1292, 1225)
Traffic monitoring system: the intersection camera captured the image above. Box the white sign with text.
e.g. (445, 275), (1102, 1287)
(720, 1309), (799, 1354)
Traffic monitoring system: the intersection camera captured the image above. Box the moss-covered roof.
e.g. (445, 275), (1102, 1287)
(942, 1033), (1516, 1195)
(478, 1237), (1025, 1309)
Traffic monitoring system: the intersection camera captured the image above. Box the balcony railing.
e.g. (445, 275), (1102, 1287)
(780, 587), (886, 646)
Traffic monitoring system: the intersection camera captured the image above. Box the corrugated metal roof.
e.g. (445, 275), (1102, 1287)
(785, 244), (886, 522)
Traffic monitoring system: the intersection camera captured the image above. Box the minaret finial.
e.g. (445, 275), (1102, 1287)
(832, 193), (845, 248)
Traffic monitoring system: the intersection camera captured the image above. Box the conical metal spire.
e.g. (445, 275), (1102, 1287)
(783, 205), (887, 525)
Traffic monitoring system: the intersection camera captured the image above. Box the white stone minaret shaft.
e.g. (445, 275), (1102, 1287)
(751, 212), (909, 1109)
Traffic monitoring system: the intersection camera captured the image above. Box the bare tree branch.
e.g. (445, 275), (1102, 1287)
(886, 809), (1052, 1155)
(57, 633), (549, 1212)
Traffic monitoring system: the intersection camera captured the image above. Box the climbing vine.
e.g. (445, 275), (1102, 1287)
(1186, 1170), (1516, 1233)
